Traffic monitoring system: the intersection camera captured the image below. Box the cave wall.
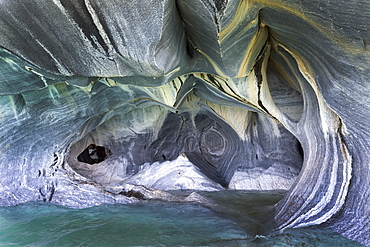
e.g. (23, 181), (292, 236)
(0, 0), (369, 245)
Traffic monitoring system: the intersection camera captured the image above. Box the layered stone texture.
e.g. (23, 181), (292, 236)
(0, 0), (369, 245)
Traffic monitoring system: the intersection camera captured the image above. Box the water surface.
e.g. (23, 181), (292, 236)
(0, 191), (363, 246)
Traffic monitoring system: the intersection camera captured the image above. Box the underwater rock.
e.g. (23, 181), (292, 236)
(0, 0), (369, 245)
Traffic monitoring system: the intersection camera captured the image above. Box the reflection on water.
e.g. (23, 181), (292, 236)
(0, 191), (363, 246)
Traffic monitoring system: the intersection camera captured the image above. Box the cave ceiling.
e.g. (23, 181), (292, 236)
(0, 0), (369, 245)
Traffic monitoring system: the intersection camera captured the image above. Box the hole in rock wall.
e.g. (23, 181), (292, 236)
(77, 144), (112, 165)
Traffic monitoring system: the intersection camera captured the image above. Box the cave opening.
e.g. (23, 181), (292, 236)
(67, 101), (304, 191)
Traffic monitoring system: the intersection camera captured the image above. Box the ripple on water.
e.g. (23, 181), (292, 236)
(0, 191), (364, 246)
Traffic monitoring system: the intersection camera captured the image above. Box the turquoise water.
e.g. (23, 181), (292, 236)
(0, 191), (363, 246)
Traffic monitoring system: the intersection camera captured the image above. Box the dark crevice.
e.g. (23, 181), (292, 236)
(48, 186), (55, 202)
(297, 141), (304, 159)
(254, 40), (271, 116)
(186, 39), (194, 59)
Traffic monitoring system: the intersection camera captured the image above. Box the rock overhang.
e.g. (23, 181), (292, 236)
(0, 0), (369, 245)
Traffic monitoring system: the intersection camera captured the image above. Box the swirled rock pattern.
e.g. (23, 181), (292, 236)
(0, 0), (369, 245)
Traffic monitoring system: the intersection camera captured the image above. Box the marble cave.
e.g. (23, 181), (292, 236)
(0, 0), (369, 245)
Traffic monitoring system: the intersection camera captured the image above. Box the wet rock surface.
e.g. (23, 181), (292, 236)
(0, 0), (369, 245)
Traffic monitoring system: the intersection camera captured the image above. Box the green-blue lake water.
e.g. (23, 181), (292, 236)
(0, 191), (363, 246)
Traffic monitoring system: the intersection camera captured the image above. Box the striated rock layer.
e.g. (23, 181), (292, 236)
(0, 0), (369, 245)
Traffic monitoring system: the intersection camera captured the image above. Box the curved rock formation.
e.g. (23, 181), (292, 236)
(0, 0), (369, 245)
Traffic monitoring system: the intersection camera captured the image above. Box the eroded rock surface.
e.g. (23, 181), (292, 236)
(0, 0), (369, 245)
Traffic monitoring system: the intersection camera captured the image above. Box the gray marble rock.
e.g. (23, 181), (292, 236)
(0, 0), (369, 245)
